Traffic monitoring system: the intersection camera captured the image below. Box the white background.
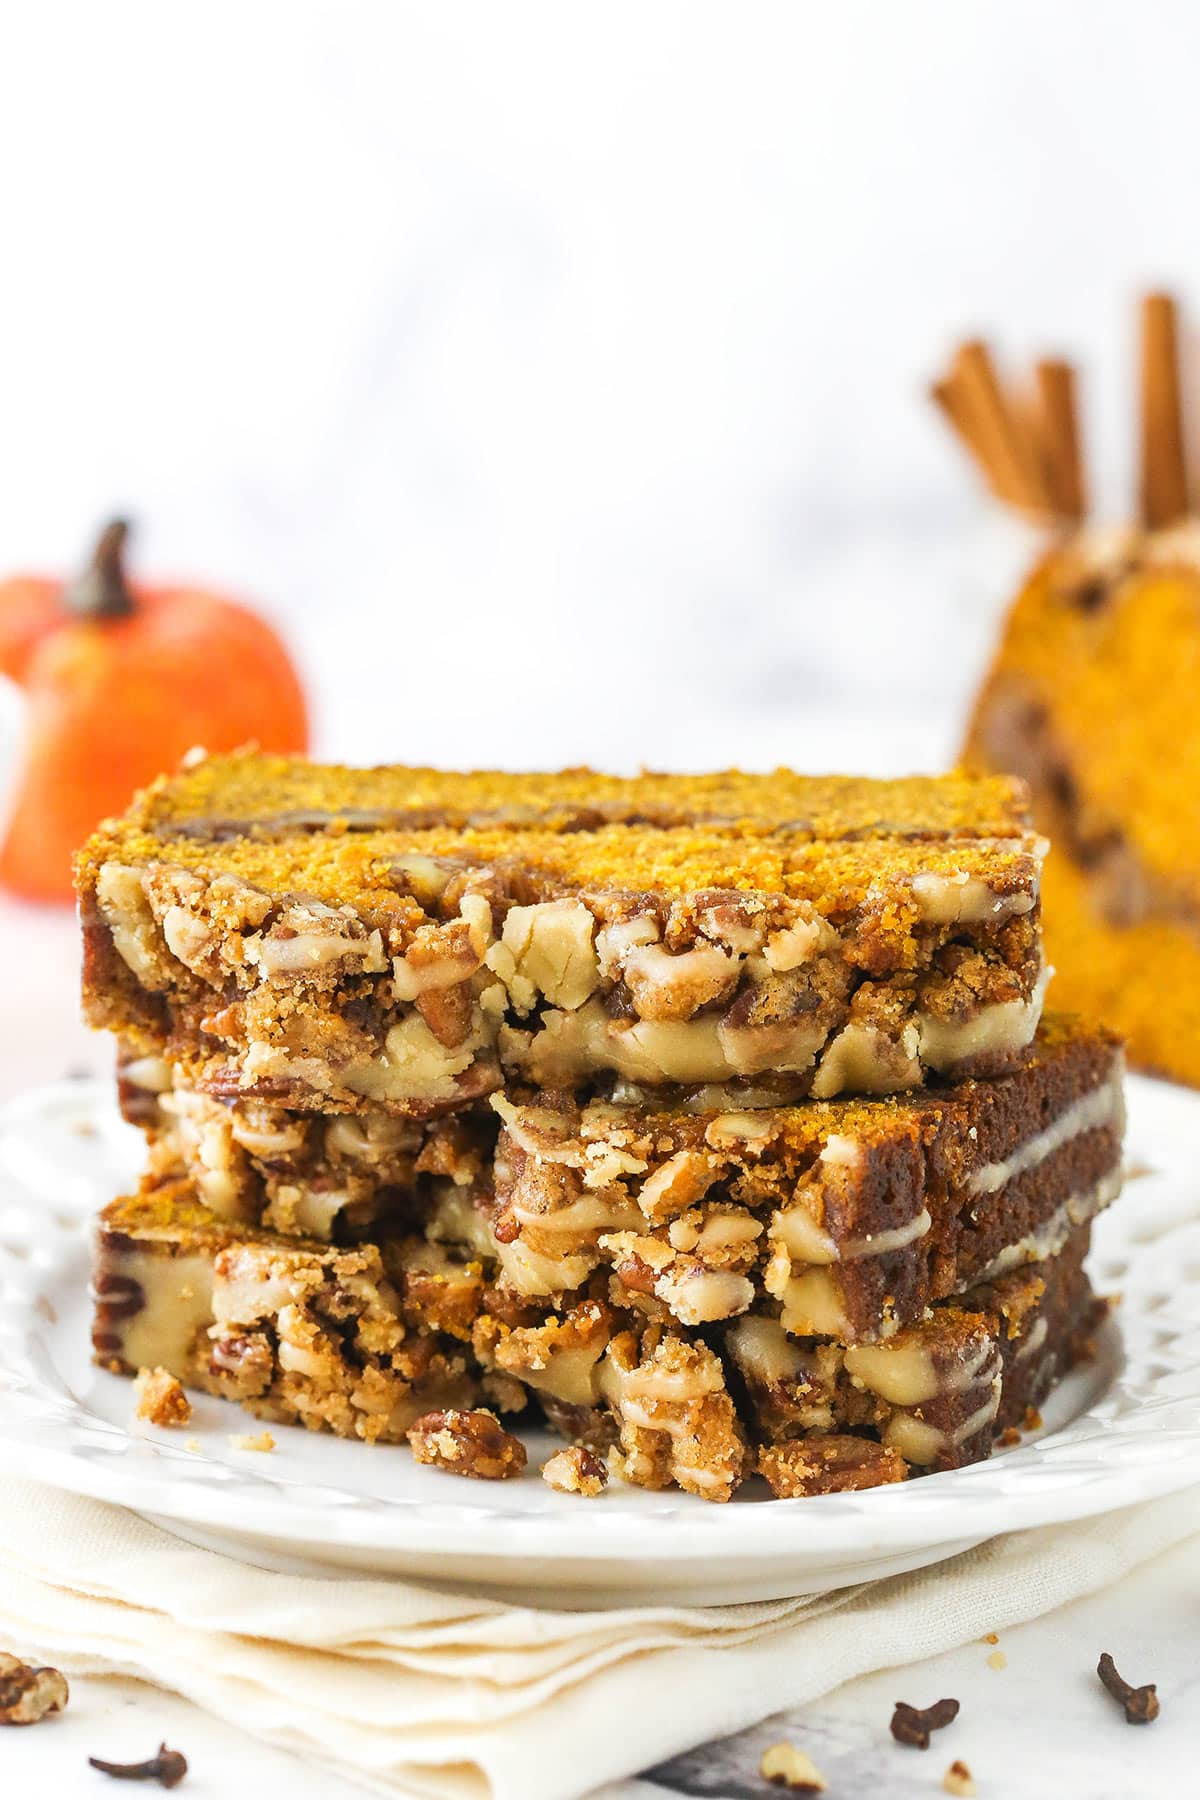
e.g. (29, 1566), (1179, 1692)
(3, 1), (1200, 771)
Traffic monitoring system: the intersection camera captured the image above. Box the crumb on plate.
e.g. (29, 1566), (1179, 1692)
(133, 1366), (192, 1429)
(229, 1431), (275, 1453)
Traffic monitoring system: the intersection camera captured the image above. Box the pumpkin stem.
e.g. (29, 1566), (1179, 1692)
(63, 519), (136, 620)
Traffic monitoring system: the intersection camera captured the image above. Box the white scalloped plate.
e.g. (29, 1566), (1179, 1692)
(1, 1075), (1199, 1606)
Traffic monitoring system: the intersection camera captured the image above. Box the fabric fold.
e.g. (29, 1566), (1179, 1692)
(0, 1478), (1193, 1800)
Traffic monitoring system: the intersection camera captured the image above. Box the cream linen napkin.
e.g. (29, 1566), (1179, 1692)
(0, 1477), (1194, 1800)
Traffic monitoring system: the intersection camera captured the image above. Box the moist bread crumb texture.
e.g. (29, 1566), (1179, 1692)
(80, 753), (1124, 1500)
(965, 526), (1200, 1085)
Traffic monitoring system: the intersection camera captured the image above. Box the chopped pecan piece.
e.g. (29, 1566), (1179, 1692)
(759, 1740), (827, 1790)
(0, 1652), (69, 1725)
(541, 1445), (608, 1496)
(415, 979), (477, 1049)
(943, 1760), (976, 1797)
(407, 1407), (527, 1480)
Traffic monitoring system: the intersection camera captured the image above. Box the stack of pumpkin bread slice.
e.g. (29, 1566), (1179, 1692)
(79, 753), (1122, 1499)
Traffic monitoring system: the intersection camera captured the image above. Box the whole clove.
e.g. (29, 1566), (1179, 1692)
(1097, 1652), (1160, 1724)
(88, 1742), (189, 1787)
(890, 1696), (961, 1749)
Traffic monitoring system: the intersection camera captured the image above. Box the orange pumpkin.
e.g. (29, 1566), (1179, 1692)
(0, 520), (308, 901)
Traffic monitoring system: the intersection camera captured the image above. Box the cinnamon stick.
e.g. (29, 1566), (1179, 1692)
(1139, 292), (1189, 528)
(1034, 359), (1086, 521)
(953, 340), (1051, 516)
(1014, 384), (1056, 513)
(929, 373), (1007, 499)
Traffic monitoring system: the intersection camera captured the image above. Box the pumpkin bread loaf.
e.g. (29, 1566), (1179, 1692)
(965, 523), (1200, 1084)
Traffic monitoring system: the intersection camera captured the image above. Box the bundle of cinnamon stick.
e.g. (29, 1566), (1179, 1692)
(931, 292), (1191, 530)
